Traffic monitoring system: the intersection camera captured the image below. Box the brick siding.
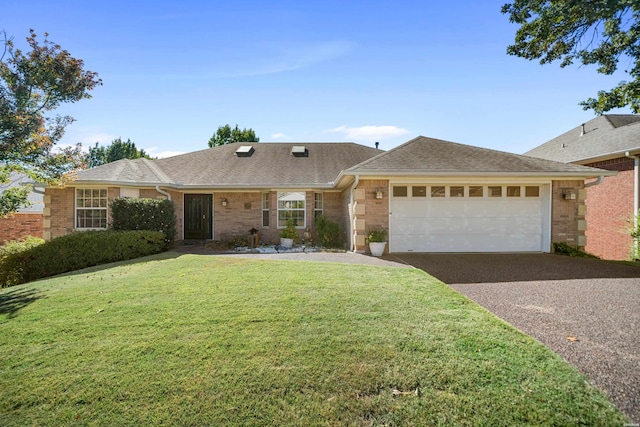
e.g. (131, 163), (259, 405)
(0, 213), (44, 244)
(353, 179), (390, 254)
(583, 158), (634, 260)
(550, 180), (586, 249)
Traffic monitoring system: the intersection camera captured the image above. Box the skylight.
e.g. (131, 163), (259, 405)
(235, 145), (255, 157)
(291, 146), (308, 157)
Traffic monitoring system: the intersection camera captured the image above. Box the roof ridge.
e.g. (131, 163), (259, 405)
(141, 158), (172, 183)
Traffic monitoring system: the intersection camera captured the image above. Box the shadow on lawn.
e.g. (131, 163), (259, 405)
(61, 250), (183, 278)
(0, 288), (44, 318)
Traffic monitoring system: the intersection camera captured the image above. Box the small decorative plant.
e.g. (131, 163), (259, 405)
(280, 218), (300, 240)
(367, 229), (387, 243)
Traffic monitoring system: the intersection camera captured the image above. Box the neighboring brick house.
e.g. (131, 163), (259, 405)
(0, 173), (45, 245)
(42, 137), (609, 254)
(526, 115), (640, 260)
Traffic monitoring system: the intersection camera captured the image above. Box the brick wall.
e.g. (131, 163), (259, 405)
(353, 179), (390, 254)
(550, 180), (586, 249)
(0, 213), (44, 244)
(583, 158), (634, 260)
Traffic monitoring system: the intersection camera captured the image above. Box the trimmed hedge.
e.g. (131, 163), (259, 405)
(110, 197), (176, 244)
(0, 230), (167, 287)
(0, 236), (45, 257)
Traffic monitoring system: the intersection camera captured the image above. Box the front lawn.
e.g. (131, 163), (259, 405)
(0, 253), (627, 425)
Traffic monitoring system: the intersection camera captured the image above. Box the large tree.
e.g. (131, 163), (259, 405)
(208, 124), (259, 147)
(503, 1), (640, 113)
(86, 138), (153, 168)
(0, 29), (101, 216)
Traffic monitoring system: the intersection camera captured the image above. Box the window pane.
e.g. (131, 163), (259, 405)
(412, 186), (426, 197)
(469, 186), (483, 197)
(488, 186), (502, 197)
(393, 186), (407, 197)
(431, 186), (445, 197)
(262, 210), (269, 227)
(525, 186), (540, 197)
(450, 186), (464, 197)
(314, 193), (323, 209)
(507, 186), (521, 197)
(262, 193), (269, 209)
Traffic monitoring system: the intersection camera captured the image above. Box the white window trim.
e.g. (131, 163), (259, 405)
(277, 191), (306, 228)
(75, 188), (109, 230)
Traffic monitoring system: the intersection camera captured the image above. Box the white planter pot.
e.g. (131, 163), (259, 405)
(280, 237), (294, 248)
(369, 241), (387, 257)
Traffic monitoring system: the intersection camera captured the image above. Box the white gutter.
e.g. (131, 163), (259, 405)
(155, 185), (172, 201)
(584, 176), (604, 188)
(349, 175), (360, 252)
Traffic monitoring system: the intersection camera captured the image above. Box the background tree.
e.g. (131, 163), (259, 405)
(0, 29), (101, 215)
(208, 124), (259, 147)
(503, 1), (640, 113)
(86, 138), (153, 168)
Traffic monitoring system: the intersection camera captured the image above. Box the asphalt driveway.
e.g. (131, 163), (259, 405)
(392, 253), (640, 423)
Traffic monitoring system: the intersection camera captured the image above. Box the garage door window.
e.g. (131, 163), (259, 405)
(525, 186), (540, 197)
(431, 186), (445, 197)
(393, 186), (408, 197)
(488, 186), (502, 197)
(412, 186), (427, 197)
(469, 186), (483, 197)
(450, 186), (464, 197)
(507, 186), (521, 197)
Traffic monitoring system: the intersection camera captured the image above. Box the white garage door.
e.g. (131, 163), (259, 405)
(389, 184), (549, 253)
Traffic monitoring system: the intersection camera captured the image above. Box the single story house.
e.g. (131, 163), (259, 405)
(0, 173), (44, 244)
(526, 115), (640, 260)
(43, 136), (612, 254)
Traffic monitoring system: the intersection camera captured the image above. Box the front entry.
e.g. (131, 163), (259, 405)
(184, 194), (212, 240)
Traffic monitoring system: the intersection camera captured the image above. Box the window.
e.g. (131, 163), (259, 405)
(507, 186), (521, 197)
(431, 186), (445, 197)
(76, 188), (108, 229)
(393, 186), (407, 197)
(314, 192), (323, 220)
(450, 186), (464, 197)
(277, 191), (305, 227)
(412, 186), (427, 197)
(262, 192), (270, 227)
(488, 186), (502, 197)
(525, 186), (540, 197)
(469, 186), (483, 197)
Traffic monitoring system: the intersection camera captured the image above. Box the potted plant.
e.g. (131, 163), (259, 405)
(367, 229), (387, 256)
(279, 218), (299, 248)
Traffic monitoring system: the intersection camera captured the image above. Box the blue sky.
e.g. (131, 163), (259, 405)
(3, 0), (633, 158)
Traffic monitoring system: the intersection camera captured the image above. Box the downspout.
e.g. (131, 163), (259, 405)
(584, 175), (604, 188)
(349, 175), (360, 252)
(626, 152), (640, 234)
(155, 185), (172, 201)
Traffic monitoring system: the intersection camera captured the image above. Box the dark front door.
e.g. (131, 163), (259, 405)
(185, 194), (212, 240)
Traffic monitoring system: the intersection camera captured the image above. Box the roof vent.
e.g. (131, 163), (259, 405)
(291, 145), (308, 157)
(580, 123), (586, 136)
(235, 145), (255, 157)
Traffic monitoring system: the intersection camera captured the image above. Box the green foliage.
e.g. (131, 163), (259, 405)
(503, 1), (640, 113)
(367, 228), (387, 242)
(110, 197), (176, 244)
(207, 124), (259, 147)
(553, 242), (599, 258)
(0, 185), (31, 217)
(0, 235), (44, 257)
(279, 218), (300, 240)
(86, 138), (153, 167)
(314, 215), (342, 247)
(0, 230), (166, 287)
(0, 29), (101, 214)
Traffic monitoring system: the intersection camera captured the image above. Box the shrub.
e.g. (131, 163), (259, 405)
(279, 218), (300, 240)
(0, 230), (167, 288)
(110, 197), (176, 244)
(553, 242), (599, 258)
(314, 215), (342, 248)
(0, 236), (45, 257)
(367, 229), (387, 243)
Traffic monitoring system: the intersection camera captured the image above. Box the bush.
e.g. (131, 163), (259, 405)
(0, 236), (45, 257)
(0, 230), (167, 288)
(110, 197), (176, 244)
(314, 215), (342, 248)
(553, 242), (599, 258)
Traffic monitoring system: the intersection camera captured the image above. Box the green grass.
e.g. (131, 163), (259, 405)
(0, 253), (627, 426)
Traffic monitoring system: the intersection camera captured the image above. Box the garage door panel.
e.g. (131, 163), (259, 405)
(389, 185), (546, 253)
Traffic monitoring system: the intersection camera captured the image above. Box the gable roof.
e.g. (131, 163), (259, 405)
(73, 142), (382, 189)
(345, 136), (610, 177)
(524, 114), (640, 163)
(0, 173), (44, 213)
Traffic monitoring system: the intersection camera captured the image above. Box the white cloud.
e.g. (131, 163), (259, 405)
(271, 133), (287, 139)
(146, 148), (184, 159)
(79, 133), (117, 146)
(325, 125), (410, 141)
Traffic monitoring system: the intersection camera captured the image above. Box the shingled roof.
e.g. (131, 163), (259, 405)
(524, 114), (640, 163)
(74, 142), (382, 188)
(345, 136), (609, 177)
